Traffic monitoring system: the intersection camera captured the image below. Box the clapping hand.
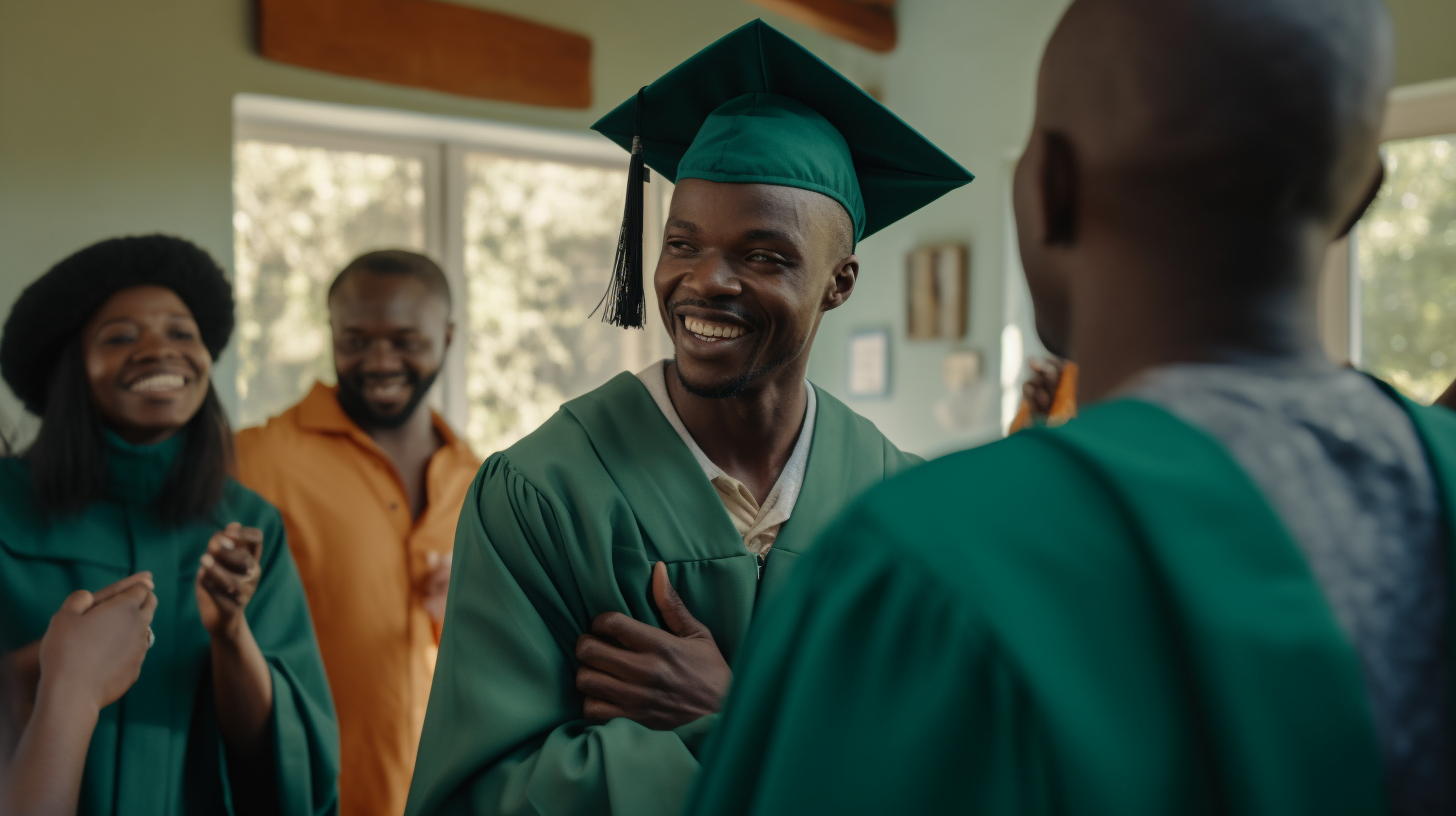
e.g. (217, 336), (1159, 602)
(1022, 357), (1067, 419)
(8, 572), (159, 709)
(7, 574), (159, 816)
(195, 523), (263, 640)
(38, 572), (157, 712)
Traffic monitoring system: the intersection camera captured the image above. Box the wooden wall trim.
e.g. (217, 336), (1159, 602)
(257, 0), (591, 109)
(750, 0), (896, 53)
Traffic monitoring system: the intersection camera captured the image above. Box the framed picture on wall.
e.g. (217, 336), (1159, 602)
(847, 328), (890, 398)
(906, 243), (969, 340)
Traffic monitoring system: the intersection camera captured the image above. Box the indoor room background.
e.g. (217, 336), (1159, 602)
(3, 0), (1455, 458)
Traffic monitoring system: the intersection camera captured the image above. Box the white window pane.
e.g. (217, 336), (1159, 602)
(461, 152), (667, 456)
(233, 140), (426, 427)
(1357, 135), (1456, 403)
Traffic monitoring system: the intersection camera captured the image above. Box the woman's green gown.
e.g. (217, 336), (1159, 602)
(0, 432), (339, 815)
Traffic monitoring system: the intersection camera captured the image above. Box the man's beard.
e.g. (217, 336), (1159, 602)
(670, 297), (784, 399)
(336, 368), (440, 430)
(674, 348), (794, 400)
(675, 362), (757, 399)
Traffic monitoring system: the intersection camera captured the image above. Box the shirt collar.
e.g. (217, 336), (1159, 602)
(635, 359), (817, 511)
(294, 381), (470, 455)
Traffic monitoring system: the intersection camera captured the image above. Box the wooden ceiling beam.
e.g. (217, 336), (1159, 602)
(257, 0), (591, 109)
(750, 0), (897, 53)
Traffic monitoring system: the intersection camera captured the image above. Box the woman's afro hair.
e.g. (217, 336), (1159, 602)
(1, 234), (235, 416)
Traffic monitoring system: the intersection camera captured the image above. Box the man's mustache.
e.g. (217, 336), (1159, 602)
(351, 371), (419, 386)
(668, 298), (761, 330)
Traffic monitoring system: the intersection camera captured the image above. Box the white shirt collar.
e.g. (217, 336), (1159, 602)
(636, 360), (817, 524)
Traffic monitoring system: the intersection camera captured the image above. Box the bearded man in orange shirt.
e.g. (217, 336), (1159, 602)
(235, 249), (479, 816)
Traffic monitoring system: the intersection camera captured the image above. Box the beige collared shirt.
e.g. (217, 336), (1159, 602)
(636, 361), (816, 557)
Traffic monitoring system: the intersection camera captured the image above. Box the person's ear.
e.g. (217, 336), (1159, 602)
(1041, 131), (1078, 247)
(443, 321), (455, 352)
(823, 256), (859, 312)
(1336, 159), (1386, 240)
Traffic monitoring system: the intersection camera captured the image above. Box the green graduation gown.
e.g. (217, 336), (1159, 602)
(0, 432), (340, 816)
(685, 393), (1456, 816)
(404, 373), (919, 816)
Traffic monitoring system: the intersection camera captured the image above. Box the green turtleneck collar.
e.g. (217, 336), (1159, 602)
(104, 429), (185, 505)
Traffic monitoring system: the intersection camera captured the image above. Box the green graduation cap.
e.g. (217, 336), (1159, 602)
(591, 19), (974, 328)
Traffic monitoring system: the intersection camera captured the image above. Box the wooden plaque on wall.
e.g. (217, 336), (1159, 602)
(906, 244), (969, 341)
(749, 0), (897, 53)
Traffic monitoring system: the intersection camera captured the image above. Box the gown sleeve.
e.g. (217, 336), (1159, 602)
(240, 499), (341, 816)
(404, 455), (705, 816)
(683, 506), (1056, 816)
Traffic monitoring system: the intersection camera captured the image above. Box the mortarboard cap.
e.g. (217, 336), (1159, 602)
(590, 19), (974, 328)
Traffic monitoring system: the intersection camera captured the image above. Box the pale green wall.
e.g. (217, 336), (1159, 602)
(804, 0), (1071, 455)
(2, 0), (1454, 452)
(1390, 0), (1456, 87)
(0, 0), (869, 438)
(804, 0), (1456, 456)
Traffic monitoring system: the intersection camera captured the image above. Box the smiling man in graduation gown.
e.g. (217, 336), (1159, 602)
(686, 2), (1456, 816)
(403, 20), (971, 816)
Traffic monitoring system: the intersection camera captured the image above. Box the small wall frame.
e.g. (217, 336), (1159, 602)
(847, 328), (891, 398)
(906, 243), (969, 341)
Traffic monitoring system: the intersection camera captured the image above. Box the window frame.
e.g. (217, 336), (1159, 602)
(232, 93), (635, 433)
(1326, 77), (1456, 366)
(232, 119), (447, 263)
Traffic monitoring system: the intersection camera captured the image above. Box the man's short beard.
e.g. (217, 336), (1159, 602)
(674, 351), (792, 400)
(336, 368), (440, 430)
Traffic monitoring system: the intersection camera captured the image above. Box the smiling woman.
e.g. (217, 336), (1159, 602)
(83, 286), (214, 443)
(0, 235), (338, 816)
(34, 286), (231, 522)
(4, 239), (236, 523)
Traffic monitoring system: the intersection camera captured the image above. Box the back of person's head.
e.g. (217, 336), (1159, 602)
(1016, 0), (1393, 365)
(328, 249), (452, 310)
(1045, 0), (1389, 233)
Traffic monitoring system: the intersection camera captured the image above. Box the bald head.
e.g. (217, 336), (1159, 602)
(1040, 0), (1392, 230)
(1015, 0), (1394, 394)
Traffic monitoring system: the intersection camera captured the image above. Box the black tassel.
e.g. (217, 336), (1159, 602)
(596, 87), (651, 329)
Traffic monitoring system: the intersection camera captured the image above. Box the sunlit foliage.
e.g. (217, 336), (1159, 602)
(461, 153), (667, 456)
(233, 140), (426, 427)
(233, 139), (668, 451)
(1359, 136), (1456, 403)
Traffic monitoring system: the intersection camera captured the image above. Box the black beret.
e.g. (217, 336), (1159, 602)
(1, 234), (235, 416)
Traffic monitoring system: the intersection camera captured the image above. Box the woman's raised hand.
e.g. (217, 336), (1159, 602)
(195, 523), (264, 641)
(38, 572), (157, 713)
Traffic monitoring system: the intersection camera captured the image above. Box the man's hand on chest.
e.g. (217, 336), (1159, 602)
(574, 562), (732, 730)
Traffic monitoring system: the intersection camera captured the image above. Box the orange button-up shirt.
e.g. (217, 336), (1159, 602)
(234, 382), (480, 816)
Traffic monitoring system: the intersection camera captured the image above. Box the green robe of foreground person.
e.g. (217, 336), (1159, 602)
(404, 374), (918, 816)
(0, 432), (339, 816)
(686, 392), (1456, 816)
